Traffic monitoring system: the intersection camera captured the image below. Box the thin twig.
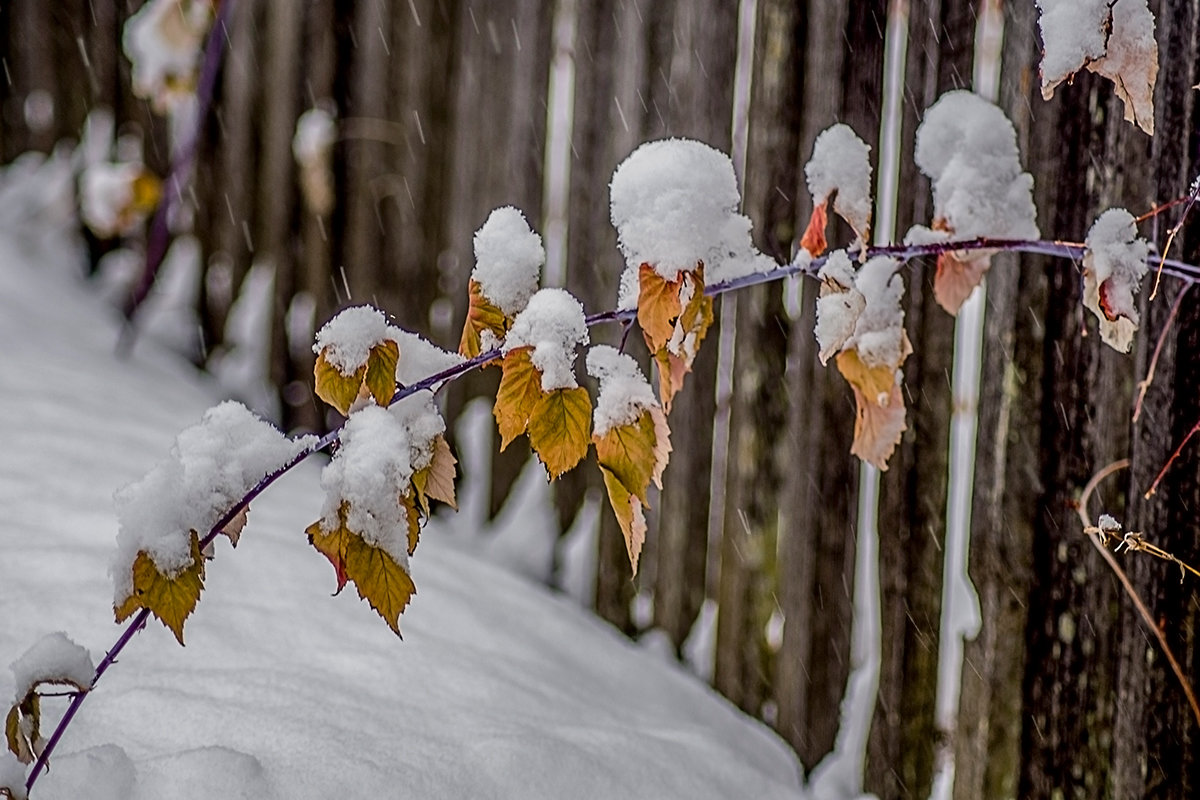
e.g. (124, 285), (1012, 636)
(1150, 174), (1200, 300)
(1145, 419), (1200, 499)
(1134, 282), (1191, 422)
(1076, 459), (1200, 729)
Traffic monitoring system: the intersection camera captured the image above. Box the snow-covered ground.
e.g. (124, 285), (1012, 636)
(0, 155), (803, 799)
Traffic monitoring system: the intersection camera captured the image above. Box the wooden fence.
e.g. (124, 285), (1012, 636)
(5, 1), (1200, 797)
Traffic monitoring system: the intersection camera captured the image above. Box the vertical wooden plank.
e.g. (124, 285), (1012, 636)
(651, 0), (736, 654)
(1119, 4), (1200, 798)
(867, 2), (973, 797)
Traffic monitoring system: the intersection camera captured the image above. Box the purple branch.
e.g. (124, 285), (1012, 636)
(26, 232), (1200, 794)
(120, 0), (239, 328)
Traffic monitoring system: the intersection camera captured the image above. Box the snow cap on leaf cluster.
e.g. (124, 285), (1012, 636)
(845, 256), (907, 370)
(504, 288), (589, 391)
(805, 124), (874, 247)
(318, 405), (415, 568)
(79, 161), (160, 238)
(586, 345), (658, 436)
(472, 206), (545, 317)
(10, 633), (94, 702)
(390, 328), (459, 464)
(123, 0), (214, 114)
(113, 401), (315, 605)
(912, 91), (1039, 242)
(609, 138), (772, 307)
(1082, 208), (1150, 352)
(313, 305), (401, 376)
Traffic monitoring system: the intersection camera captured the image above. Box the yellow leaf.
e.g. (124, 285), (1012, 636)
(528, 387), (592, 479)
(594, 408), (664, 504)
(363, 339), (400, 407)
(835, 346), (909, 470)
(599, 465), (647, 576)
(344, 534), (416, 637)
(314, 349), (367, 416)
(637, 264), (683, 353)
(459, 278), (510, 358)
(114, 533), (205, 646)
(412, 434), (458, 513)
(5, 693), (40, 765)
(130, 170), (163, 215)
(800, 198), (829, 257)
(493, 347), (546, 449)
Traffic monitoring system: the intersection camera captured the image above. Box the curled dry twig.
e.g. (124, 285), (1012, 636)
(1076, 459), (1200, 728)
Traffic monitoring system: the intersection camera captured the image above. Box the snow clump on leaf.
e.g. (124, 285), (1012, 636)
(471, 206), (545, 317)
(318, 405), (415, 568)
(123, 0), (215, 114)
(10, 633), (95, 702)
(79, 161), (161, 238)
(504, 288), (589, 391)
(814, 250), (866, 364)
(112, 401), (315, 605)
(313, 305), (399, 376)
(586, 345), (658, 436)
(1082, 208), (1150, 352)
(805, 124), (874, 252)
(609, 138), (771, 307)
(909, 90), (1039, 314)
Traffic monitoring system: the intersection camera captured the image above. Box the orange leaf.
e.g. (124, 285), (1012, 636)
(599, 465), (647, 576)
(528, 386), (592, 479)
(933, 250), (991, 315)
(307, 509), (353, 593)
(800, 198), (829, 257)
(637, 264), (683, 353)
(493, 347), (546, 449)
(403, 492), (421, 556)
(459, 278), (509, 358)
(652, 275), (713, 411)
(114, 532), (206, 645)
(835, 347), (908, 470)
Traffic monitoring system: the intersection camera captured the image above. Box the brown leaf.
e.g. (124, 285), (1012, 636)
(343, 533), (416, 637)
(314, 349), (366, 416)
(114, 533), (206, 645)
(363, 339), (400, 407)
(459, 278), (510, 358)
(412, 434), (458, 513)
(403, 492), (421, 556)
(493, 347), (546, 449)
(528, 387), (593, 479)
(307, 509), (353, 593)
(5, 694), (40, 765)
(800, 198), (829, 257)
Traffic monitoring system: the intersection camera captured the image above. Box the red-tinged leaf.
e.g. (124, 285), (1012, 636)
(459, 278), (509, 358)
(933, 250), (991, 315)
(637, 264), (683, 353)
(599, 465), (647, 576)
(528, 387), (593, 479)
(493, 347), (546, 449)
(800, 198), (829, 257)
(113, 533), (206, 645)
